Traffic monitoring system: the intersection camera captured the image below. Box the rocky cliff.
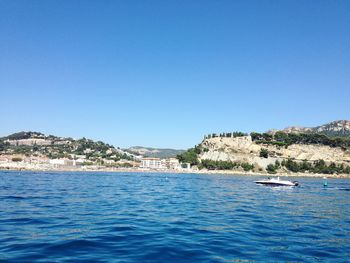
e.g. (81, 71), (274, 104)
(199, 136), (350, 171)
(180, 120), (350, 174)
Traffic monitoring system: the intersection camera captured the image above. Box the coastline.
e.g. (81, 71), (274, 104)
(1, 165), (349, 179)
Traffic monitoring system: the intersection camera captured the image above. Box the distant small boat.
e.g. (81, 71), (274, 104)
(255, 177), (299, 187)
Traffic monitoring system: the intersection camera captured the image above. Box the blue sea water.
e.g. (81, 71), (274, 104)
(0, 171), (349, 262)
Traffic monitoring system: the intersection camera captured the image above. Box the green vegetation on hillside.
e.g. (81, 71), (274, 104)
(0, 132), (134, 162)
(0, 141), (9, 151)
(1, 131), (45, 141)
(251, 131), (350, 149)
(176, 145), (201, 165)
(266, 161), (281, 174)
(281, 159), (350, 174)
(266, 159), (350, 175)
(259, 148), (269, 158)
(199, 159), (254, 171)
(176, 146), (255, 171)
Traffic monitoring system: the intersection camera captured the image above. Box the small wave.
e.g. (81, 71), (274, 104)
(45, 239), (99, 252)
(111, 225), (135, 232)
(6, 217), (49, 225)
(2, 195), (26, 200)
(324, 187), (350, 191)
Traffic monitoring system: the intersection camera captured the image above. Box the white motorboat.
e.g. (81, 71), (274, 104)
(255, 177), (299, 186)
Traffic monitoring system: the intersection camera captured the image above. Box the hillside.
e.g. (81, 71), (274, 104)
(0, 131), (135, 164)
(177, 120), (350, 175)
(125, 146), (185, 158)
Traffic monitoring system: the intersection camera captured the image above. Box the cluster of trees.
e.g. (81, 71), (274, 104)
(13, 145), (33, 156)
(251, 131), (350, 149)
(176, 145), (201, 165)
(204, 132), (247, 139)
(266, 159), (350, 174)
(2, 131), (45, 141)
(0, 141), (10, 151)
(282, 159), (350, 174)
(199, 159), (254, 171)
(73, 138), (112, 155)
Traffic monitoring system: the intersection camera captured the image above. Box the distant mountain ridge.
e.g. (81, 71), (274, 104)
(271, 120), (350, 137)
(125, 146), (185, 158)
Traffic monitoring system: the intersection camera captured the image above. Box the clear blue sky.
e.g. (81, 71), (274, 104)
(1, 0), (349, 149)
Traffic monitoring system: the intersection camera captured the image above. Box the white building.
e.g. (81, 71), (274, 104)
(141, 158), (164, 169)
(49, 159), (66, 165)
(49, 159), (76, 166)
(162, 158), (181, 170)
(6, 138), (51, 146)
(140, 157), (182, 170)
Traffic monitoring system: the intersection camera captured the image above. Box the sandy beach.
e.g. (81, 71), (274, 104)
(1, 163), (349, 179)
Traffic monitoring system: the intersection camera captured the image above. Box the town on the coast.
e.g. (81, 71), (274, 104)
(0, 133), (191, 172)
(1, 120), (350, 177)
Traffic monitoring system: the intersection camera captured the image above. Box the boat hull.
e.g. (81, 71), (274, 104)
(255, 180), (299, 187)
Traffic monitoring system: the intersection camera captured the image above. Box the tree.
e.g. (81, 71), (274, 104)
(0, 141), (9, 151)
(285, 159), (300, 172)
(259, 148), (269, 158)
(300, 160), (311, 172)
(275, 160), (281, 167)
(241, 163), (254, 171)
(194, 145), (202, 154)
(176, 148), (199, 165)
(281, 159), (286, 166)
(266, 164), (277, 174)
(262, 133), (273, 141)
(250, 132), (262, 141)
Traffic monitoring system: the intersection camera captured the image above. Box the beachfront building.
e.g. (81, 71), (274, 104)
(141, 158), (164, 169)
(140, 157), (182, 170)
(182, 163), (191, 170)
(162, 158), (181, 170)
(49, 158), (84, 166)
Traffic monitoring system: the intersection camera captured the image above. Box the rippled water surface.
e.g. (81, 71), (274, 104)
(1, 171), (350, 262)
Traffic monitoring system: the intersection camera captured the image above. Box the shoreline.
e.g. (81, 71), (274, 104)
(1, 166), (349, 179)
